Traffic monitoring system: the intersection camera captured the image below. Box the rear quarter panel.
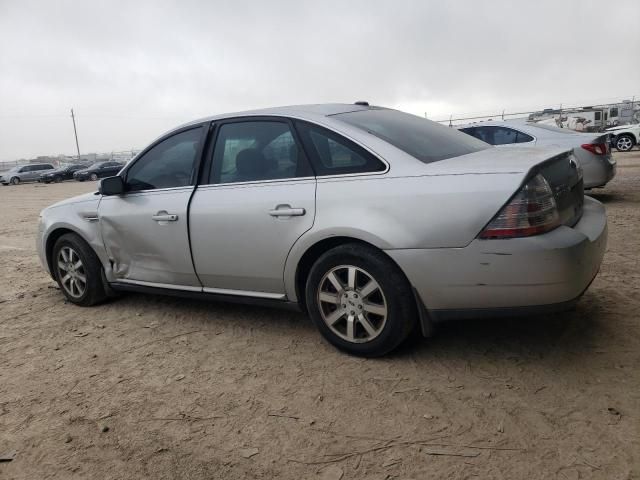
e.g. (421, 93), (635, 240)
(283, 171), (526, 301)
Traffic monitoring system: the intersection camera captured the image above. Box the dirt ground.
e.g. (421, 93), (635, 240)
(1, 152), (639, 480)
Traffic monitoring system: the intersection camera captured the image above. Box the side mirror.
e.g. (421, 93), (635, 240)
(99, 176), (125, 196)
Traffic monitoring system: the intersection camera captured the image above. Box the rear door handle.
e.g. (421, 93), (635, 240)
(152, 211), (179, 222)
(269, 205), (306, 217)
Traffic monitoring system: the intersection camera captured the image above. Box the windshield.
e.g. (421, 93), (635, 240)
(332, 108), (490, 163)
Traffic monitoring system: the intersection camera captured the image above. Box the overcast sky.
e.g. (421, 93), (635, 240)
(1, 0), (638, 160)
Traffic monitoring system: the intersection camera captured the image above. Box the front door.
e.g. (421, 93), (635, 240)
(99, 126), (206, 289)
(189, 119), (316, 296)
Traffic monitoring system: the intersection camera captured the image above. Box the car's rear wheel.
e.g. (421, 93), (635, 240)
(10, 177), (20, 185)
(305, 243), (417, 357)
(615, 134), (635, 152)
(90, 173), (98, 181)
(53, 233), (108, 306)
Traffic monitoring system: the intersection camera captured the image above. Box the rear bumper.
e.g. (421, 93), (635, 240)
(582, 155), (616, 188)
(386, 196), (607, 321)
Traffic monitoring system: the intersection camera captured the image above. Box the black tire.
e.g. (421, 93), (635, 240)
(615, 134), (635, 152)
(90, 173), (98, 181)
(54, 176), (62, 183)
(305, 243), (417, 357)
(10, 177), (20, 185)
(52, 233), (108, 306)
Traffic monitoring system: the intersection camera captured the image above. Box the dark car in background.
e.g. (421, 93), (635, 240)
(73, 161), (124, 181)
(39, 164), (87, 183)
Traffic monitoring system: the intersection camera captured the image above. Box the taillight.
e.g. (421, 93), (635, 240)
(479, 174), (560, 239)
(581, 143), (608, 155)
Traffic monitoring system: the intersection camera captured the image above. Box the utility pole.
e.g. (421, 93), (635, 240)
(70, 108), (81, 160)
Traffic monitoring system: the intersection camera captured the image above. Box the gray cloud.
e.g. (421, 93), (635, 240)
(1, 0), (638, 159)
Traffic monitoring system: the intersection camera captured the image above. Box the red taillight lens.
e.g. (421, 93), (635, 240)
(479, 174), (560, 239)
(581, 143), (608, 155)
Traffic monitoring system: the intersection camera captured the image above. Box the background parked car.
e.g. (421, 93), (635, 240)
(0, 163), (55, 185)
(38, 164), (87, 183)
(457, 120), (616, 188)
(73, 161), (124, 181)
(606, 123), (639, 152)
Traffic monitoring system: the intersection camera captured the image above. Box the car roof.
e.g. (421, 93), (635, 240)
(177, 103), (373, 129)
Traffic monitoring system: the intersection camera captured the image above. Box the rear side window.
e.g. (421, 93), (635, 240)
(210, 121), (311, 184)
(333, 108), (490, 164)
(295, 121), (386, 175)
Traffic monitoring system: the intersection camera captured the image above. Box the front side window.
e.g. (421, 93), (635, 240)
(126, 127), (202, 191)
(295, 121), (386, 175)
(333, 108), (490, 164)
(210, 121), (310, 184)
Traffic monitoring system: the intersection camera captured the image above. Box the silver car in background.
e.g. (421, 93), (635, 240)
(36, 104), (607, 356)
(458, 120), (616, 188)
(1, 163), (55, 185)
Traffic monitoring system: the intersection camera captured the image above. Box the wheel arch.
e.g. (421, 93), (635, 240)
(44, 226), (97, 278)
(290, 235), (406, 310)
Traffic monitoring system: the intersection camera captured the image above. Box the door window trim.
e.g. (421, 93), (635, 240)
(199, 116), (315, 187)
(117, 123), (209, 195)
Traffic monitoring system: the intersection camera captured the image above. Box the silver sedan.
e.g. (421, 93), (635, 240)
(36, 104), (607, 356)
(457, 120), (616, 188)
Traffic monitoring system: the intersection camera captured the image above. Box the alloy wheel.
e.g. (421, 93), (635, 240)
(90, 173), (98, 181)
(57, 246), (87, 298)
(616, 136), (633, 152)
(317, 265), (387, 343)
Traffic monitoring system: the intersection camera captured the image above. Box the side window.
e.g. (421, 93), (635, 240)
(210, 121), (310, 184)
(460, 127), (484, 142)
(125, 127), (202, 191)
(295, 121), (386, 176)
(515, 131), (534, 143)
(490, 127), (519, 145)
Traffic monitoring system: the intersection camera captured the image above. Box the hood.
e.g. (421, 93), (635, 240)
(46, 191), (99, 210)
(606, 124), (639, 132)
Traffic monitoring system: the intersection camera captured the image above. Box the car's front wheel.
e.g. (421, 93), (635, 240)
(54, 176), (62, 183)
(90, 173), (98, 181)
(615, 134), (635, 152)
(305, 243), (417, 357)
(10, 177), (20, 185)
(53, 233), (108, 306)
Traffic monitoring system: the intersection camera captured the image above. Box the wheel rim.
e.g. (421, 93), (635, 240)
(56, 246), (87, 298)
(11, 178), (19, 185)
(617, 137), (632, 151)
(90, 173), (98, 181)
(317, 265), (388, 344)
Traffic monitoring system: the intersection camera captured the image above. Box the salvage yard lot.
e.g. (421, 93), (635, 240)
(1, 152), (639, 479)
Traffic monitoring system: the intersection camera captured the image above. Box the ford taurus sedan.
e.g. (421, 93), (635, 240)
(457, 120), (616, 189)
(37, 104), (607, 356)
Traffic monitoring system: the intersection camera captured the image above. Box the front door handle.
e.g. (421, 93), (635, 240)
(152, 211), (179, 222)
(269, 205), (306, 217)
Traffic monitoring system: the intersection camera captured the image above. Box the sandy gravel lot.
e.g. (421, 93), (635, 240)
(1, 152), (639, 479)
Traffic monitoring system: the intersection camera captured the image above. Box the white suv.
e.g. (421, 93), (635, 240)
(606, 124), (639, 152)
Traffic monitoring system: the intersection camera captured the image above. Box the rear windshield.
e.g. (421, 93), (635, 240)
(332, 108), (491, 163)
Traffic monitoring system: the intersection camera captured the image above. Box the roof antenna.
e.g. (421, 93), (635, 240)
(354, 101), (369, 106)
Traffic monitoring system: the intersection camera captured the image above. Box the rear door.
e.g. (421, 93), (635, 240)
(99, 126), (207, 289)
(189, 118), (316, 296)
